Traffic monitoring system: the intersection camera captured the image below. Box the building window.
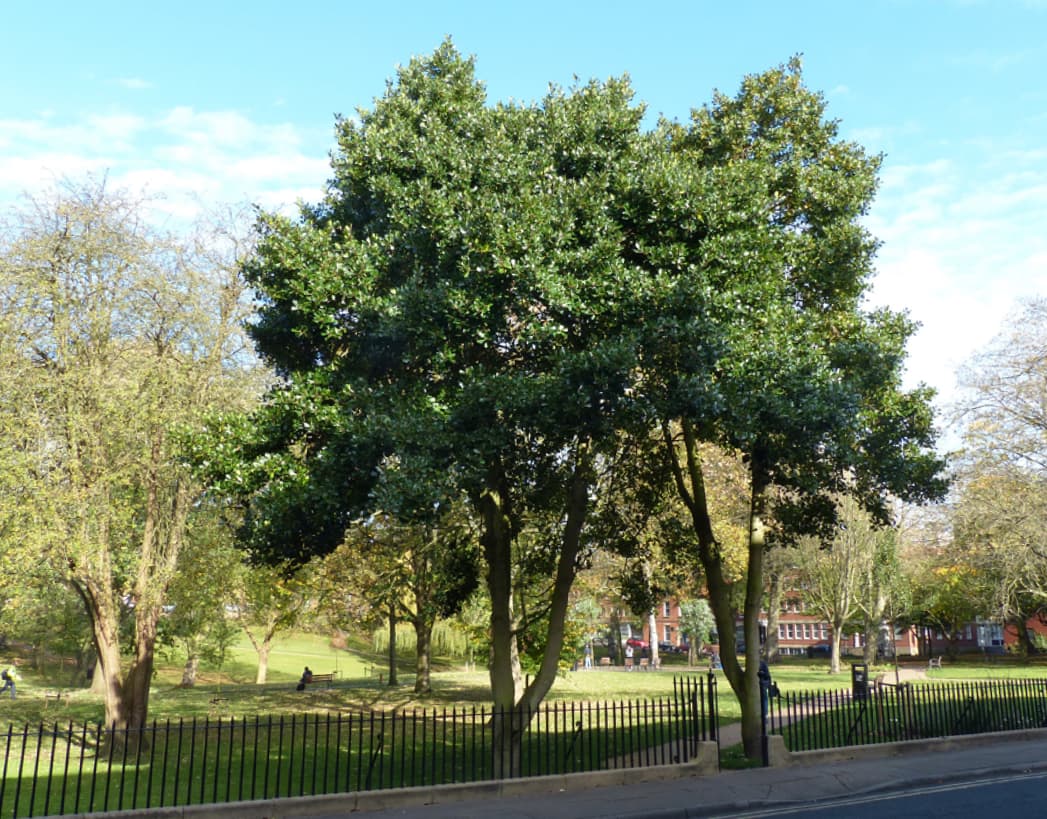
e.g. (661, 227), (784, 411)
(778, 624), (785, 638)
(663, 601), (671, 617)
(786, 624), (795, 639)
(803, 624), (811, 640)
(820, 624), (828, 640)
(663, 625), (671, 641)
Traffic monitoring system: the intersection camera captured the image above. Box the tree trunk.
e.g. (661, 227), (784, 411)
(738, 475), (769, 760)
(481, 447), (592, 777)
(72, 577), (128, 731)
(181, 655), (200, 687)
(387, 609), (398, 687)
(516, 452), (589, 714)
(830, 626), (844, 674)
(609, 608), (624, 664)
(122, 621), (157, 737)
(664, 420), (770, 761)
(255, 641), (271, 684)
(1011, 617), (1036, 656)
(413, 618), (433, 695)
(480, 468), (523, 715)
(648, 610), (659, 667)
(862, 622), (877, 666)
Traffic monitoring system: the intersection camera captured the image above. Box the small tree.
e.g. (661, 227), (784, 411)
(679, 599), (716, 665)
(795, 497), (888, 673)
(230, 563), (315, 684)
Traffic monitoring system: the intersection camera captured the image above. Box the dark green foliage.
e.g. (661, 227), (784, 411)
(200, 45), (946, 733)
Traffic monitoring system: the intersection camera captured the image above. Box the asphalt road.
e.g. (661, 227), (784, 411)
(715, 771), (1047, 818)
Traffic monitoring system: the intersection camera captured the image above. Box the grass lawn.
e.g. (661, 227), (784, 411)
(4, 636), (1044, 819)
(4, 635), (1046, 727)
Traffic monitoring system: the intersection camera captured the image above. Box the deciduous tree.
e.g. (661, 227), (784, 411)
(0, 180), (259, 736)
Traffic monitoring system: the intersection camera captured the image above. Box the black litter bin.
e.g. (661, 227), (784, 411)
(851, 662), (869, 701)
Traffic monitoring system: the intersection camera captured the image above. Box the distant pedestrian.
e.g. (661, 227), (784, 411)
(297, 666), (313, 691)
(1, 665), (16, 699)
(625, 643), (634, 669)
(584, 643), (592, 669)
(758, 660), (772, 719)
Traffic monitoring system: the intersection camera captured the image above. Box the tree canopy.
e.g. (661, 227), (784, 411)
(202, 43), (946, 763)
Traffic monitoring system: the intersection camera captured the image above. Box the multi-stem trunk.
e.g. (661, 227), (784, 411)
(664, 420), (770, 761)
(239, 615), (278, 684)
(480, 445), (592, 777)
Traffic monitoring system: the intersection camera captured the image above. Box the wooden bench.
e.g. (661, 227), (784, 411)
(599, 657), (611, 667)
(928, 656), (943, 670)
(303, 672), (337, 688)
(638, 658), (649, 671)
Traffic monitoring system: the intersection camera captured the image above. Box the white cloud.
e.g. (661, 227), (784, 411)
(866, 148), (1047, 415)
(0, 107), (329, 222)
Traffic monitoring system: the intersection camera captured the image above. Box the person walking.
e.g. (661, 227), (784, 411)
(0, 665), (17, 699)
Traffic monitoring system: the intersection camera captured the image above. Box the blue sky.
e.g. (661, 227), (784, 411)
(3, 0), (1046, 426)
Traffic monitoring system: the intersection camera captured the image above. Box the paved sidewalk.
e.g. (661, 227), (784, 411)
(322, 729), (1047, 819)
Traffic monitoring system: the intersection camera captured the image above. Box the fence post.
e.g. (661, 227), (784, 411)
(706, 671), (718, 744)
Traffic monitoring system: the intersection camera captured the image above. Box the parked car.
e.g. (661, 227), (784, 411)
(626, 637), (648, 649)
(657, 641), (676, 654)
(807, 642), (832, 658)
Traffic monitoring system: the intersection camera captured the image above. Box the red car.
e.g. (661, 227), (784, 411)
(626, 637), (648, 649)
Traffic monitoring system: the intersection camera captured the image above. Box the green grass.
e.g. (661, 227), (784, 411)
(2, 636), (705, 725)
(0, 691), (706, 818)
(773, 680), (1047, 752)
(6, 635), (1047, 728)
(4, 638), (1047, 816)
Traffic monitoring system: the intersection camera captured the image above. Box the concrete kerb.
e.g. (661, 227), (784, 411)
(92, 743), (720, 819)
(766, 725), (1047, 768)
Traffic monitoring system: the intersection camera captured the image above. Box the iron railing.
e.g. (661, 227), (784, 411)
(767, 677), (1047, 752)
(0, 674), (716, 818)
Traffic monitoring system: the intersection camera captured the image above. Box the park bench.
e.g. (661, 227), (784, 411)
(599, 657), (611, 667)
(303, 672), (337, 689)
(928, 656), (943, 670)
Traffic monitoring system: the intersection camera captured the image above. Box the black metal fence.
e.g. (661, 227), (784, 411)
(768, 677), (1047, 752)
(0, 675), (717, 818)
